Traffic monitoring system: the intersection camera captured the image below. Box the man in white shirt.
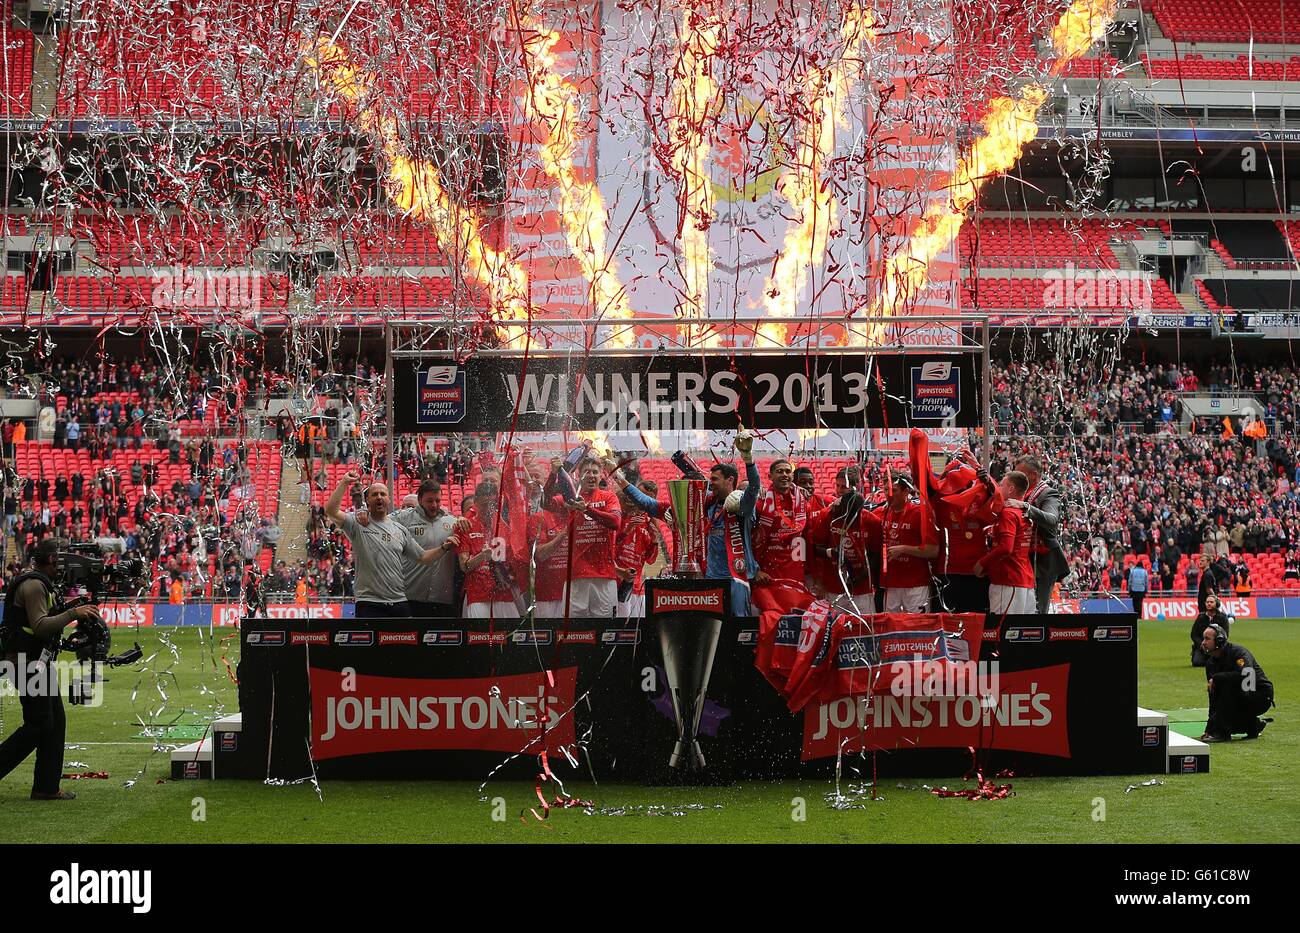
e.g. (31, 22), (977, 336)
(325, 471), (451, 618)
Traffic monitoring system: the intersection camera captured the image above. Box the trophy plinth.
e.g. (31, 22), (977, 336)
(644, 579), (733, 786)
(658, 613), (723, 771)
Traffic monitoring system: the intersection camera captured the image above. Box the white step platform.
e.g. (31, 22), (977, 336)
(170, 737), (213, 780)
(1167, 731), (1211, 774)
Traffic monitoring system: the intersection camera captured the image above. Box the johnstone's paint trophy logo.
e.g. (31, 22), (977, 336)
(909, 361), (961, 420)
(415, 364), (467, 426)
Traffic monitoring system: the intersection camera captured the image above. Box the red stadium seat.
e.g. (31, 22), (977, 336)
(1152, 1), (1300, 44)
(0, 29), (34, 114)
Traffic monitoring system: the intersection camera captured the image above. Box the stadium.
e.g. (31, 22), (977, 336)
(0, 0), (1295, 871)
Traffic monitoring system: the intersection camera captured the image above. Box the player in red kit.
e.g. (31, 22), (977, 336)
(974, 470), (1036, 614)
(934, 466), (999, 612)
(754, 459), (810, 585)
(806, 492), (882, 616)
(796, 466), (829, 590)
(614, 479), (661, 619)
(553, 456), (622, 617)
(872, 471), (939, 612)
(528, 506), (569, 617)
(459, 481), (520, 619)
(795, 466), (825, 510)
(834, 465), (861, 498)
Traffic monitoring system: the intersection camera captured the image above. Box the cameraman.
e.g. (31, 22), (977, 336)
(0, 539), (101, 800)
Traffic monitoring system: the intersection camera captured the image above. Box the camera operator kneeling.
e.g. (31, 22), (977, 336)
(1199, 624), (1275, 744)
(0, 539), (102, 800)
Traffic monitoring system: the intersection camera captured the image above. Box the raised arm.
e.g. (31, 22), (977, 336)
(736, 429), (760, 515)
(602, 457), (665, 518)
(623, 483), (662, 517)
(326, 469), (358, 524)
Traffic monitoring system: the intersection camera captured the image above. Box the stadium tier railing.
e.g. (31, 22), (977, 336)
(1216, 256), (1299, 271)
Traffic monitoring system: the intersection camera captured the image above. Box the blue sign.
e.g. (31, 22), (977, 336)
(415, 363), (467, 426)
(909, 361), (962, 420)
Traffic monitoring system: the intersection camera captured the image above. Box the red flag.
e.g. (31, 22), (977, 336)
(497, 449), (530, 565)
(782, 611), (986, 712)
(752, 579), (815, 690)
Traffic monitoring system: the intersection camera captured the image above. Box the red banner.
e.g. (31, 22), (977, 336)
(309, 667), (578, 760)
(649, 586), (727, 616)
(801, 663), (1071, 760)
(762, 608), (984, 711)
(98, 603), (154, 626)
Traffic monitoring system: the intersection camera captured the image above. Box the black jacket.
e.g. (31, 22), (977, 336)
(1, 571), (64, 659)
(1197, 571), (1219, 612)
(1206, 642), (1274, 697)
(1191, 609), (1229, 647)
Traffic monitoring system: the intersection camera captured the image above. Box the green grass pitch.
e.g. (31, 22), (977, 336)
(0, 619), (1294, 843)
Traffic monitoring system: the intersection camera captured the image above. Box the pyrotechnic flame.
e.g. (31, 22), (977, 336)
(796, 427), (831, 448)
(305, 40), (533, 345)
(864, 86), (1046, 343)
(668, 6), (721, 343)
(641, 430), (664, 455)
(759, 5), (874, 349)
(574, 430), (613, 457)
(1048, 0), (1119, 67)
(858, 0), (1118, 345)
(520, 23), (636, 349)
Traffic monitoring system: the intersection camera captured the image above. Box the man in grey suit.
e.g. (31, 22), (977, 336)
(1004, 456), (1068, 613)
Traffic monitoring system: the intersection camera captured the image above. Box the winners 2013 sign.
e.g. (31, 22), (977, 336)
(395, 353), (981, 433)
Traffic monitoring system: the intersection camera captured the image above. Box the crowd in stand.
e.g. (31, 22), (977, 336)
(38, 355), (251, 443)
(0, 445), (291, 601)
(988, 358), (1300, 593)
(991, 359), (1300, 437)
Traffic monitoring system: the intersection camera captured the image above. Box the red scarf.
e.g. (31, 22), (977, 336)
(756, 486), (808, 549)
(704, 496), (750, 585)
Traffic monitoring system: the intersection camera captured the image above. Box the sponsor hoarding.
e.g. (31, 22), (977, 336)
(235, 606), (1141, 780)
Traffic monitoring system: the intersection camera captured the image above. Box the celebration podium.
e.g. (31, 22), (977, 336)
(172, 600), (1211, 782)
